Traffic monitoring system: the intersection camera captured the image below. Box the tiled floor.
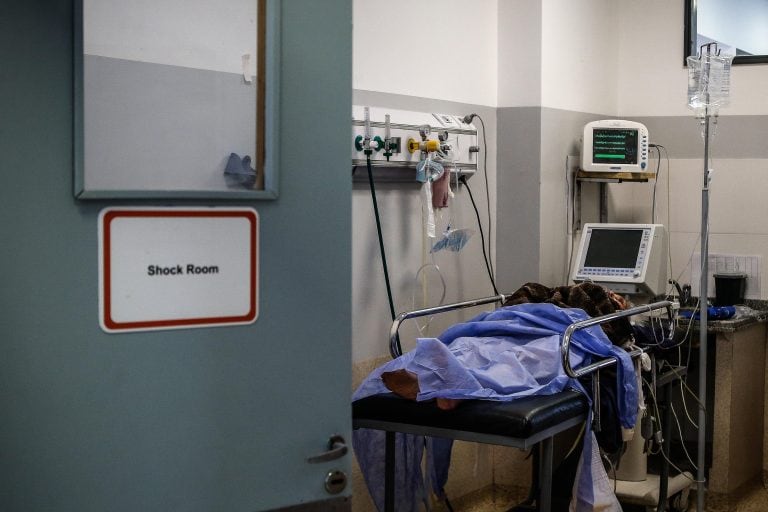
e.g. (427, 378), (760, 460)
(431, 485), (529, 512)
(429, 480), (768, 511)
(702, 481), (768, 512)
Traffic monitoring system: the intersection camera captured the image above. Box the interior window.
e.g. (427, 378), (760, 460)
(685, 0), (768, 64)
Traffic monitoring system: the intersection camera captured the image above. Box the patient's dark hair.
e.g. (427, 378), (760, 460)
(503, 282), (633, 345)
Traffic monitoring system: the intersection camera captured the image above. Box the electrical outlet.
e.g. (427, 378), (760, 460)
(691, 253), (761, 299)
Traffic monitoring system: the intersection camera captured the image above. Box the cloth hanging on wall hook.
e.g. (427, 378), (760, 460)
(431, 167), (451, 209)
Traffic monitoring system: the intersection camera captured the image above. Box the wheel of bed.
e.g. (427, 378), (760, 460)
(351, 283), (675, 512)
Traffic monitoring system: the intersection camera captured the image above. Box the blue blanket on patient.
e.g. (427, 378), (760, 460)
(353, 302), (638, 511)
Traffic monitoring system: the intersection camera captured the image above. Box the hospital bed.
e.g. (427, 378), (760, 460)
(352, 294), (674, 512)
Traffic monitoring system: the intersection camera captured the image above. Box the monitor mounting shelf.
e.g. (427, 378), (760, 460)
(576, 170), (656, 183)
(574, 169), (657, 228)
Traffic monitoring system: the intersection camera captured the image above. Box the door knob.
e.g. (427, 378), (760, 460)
(307, 434), (348, 464)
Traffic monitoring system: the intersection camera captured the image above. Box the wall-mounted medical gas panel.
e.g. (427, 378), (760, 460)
(351, 106), (478, 182)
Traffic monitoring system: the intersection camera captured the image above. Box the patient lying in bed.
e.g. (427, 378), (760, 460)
(377, 282), (634, 411)
(353, 282), (639, 511)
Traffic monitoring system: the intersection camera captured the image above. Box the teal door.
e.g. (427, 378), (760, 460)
(0, 1), (352, 511)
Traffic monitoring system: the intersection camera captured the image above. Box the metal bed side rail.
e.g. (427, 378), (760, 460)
(560, 300), (674, 378)
(389, 294), (508, 358)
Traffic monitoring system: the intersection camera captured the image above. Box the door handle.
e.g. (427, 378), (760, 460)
(307, 434), (348, 464)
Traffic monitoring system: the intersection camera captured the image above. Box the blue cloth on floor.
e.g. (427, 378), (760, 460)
(353, 302), (637, 511)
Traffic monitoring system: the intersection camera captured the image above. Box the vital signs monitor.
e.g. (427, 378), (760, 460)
(581, 120), (650, 174)
(572, 223), (667, 296)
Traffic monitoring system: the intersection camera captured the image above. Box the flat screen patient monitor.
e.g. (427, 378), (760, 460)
(581, 120), (649, 173)
(572, 223), (667, 296)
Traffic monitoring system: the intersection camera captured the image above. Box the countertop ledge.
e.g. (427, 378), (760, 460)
(673, 299), (768, 333)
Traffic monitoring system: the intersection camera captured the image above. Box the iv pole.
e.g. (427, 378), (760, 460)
(696, 98), (709, 512)
(695, 42), (717, 512)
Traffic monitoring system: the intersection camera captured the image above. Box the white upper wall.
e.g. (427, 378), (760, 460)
(497, 0), (621, 113)
(497, 0), (542, 107)
(618, 0), (768, 117)
(84, 0), (257, 75)
(352, 0), (498, 106)
(539, 0), (619, 115)
(617, 1), (694, 117)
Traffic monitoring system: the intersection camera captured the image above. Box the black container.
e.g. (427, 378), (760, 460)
(713, 272), (747, 306)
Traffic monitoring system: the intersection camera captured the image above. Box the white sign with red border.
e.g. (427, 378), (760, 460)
(98, 207), (258, 333)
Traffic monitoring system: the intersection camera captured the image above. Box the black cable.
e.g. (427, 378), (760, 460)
(475, 114), (495, 279)
(461, 175), (498, 295)
(366, 158), (396, 316)
(650, 144), (663, 222)
(564, 155), (577, 283)
(366, 154), (401, 354)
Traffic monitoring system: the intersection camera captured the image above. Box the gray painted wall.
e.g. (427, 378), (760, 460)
(83, 55), (256, 192)
(634, 115), (768, 159)
(0, 1), (351, 511)
(496, 107), (541, 290)
(496, 107), (638, 288)
(497, 105), (768, 294)
(538, 108), (607, 285)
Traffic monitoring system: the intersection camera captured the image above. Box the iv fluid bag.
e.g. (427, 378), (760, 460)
(687, 53), (733, 114)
